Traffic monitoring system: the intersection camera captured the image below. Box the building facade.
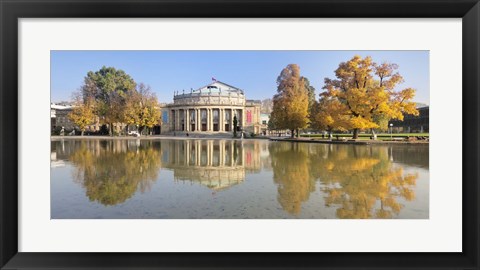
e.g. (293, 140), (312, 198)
(51, 103), (75, 133)
(389, 105), (429, 133)
(161, 81), (262, 134)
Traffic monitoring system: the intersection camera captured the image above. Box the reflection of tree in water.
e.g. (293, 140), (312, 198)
(69, 140), (162, 206)
(269, 143), (315, 215)
(310, 145), (418, 219)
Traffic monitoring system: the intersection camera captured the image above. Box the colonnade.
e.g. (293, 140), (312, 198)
(170, 107), (244, 132)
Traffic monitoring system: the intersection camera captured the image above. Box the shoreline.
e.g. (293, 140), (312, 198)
(269, 138), (429, 145)
(51, 135), (428, 145)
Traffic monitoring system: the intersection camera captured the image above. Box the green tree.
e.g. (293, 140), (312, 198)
(81, 66), (137, 136)
(270, 64), (309, 138)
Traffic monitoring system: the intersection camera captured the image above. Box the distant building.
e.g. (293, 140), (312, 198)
(260, 113), (270, 135)
(389, 104), (429, 133)
(161, 81), (262, 134)
(51, 103), (102, 134)
(51, 103), (75, 132)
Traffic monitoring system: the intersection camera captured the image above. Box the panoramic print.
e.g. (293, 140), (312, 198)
(51, 51), (429, 219)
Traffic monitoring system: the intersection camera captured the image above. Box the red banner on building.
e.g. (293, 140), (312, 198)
(247, 110), (252, 124)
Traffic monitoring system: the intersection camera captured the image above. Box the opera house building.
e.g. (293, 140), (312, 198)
(161, 81), (262, 135)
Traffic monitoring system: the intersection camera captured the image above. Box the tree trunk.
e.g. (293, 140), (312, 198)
(291, 129), (294, 138)
(81, 130), (84, 136)
(296, 129), (299, 138)
(352, 128), (359, 139)
(109, 123), (113, 136)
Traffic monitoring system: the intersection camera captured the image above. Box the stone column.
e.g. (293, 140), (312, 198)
(172, 110), (175, 131)
(230, 108), (234, 133)
(207, 108), (211, 131)
(242, 109), (246, 130)
(180, 109), (183, 131)
(178, 109), (182, 131)
(177, 109), (181, 131)
(210, 109), (213, 131)
(219, 108), (224, 131)
(197, 109), (201, 131)
(174, 110), (177, 131)
(183, 108), (186, 131)
(194, 109), (198, 131)
(185, 109), (190, 132)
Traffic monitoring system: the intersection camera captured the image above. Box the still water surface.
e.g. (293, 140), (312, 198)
(51, 139), (429, 219)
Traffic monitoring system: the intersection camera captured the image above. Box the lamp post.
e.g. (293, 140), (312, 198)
(389, 123), (393, 140)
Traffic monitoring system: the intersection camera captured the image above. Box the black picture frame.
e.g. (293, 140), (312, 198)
(1, 0), (479, 269)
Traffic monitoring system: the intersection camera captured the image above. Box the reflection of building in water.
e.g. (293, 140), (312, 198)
(162, 140), (263, 191)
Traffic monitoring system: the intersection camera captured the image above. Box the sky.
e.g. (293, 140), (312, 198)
(51, 51), (429, 105)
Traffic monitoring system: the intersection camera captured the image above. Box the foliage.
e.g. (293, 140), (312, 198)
(68, 93), (95, 136)
(270, 64), (309, 137)
(319, 56), (419, 138)
(81, 66), (137, 135)
(77, 67), (161, 136)
(302, 77), (317, 126)
(123, 83), (161, 135)
(310, 93), (349, 133)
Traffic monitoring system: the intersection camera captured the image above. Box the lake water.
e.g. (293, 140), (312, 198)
(51, 138), (429, 219)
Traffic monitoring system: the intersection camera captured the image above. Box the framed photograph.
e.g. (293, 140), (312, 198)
(1, 0), (479, 269)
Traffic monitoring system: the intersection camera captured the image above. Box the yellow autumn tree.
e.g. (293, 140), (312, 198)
(322, 55), (419, 139)
(123, 83), (161, 135)
(68, 93), (95, 136)
(310, 92), (349, 136)
(270, 64), (309, 138)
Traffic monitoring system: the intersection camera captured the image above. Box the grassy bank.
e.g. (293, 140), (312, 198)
(299, 133), (429, 141)
(300, 133), (429, 139)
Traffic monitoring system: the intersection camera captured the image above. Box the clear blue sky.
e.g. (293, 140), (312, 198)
(51, 51), (429, 104)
